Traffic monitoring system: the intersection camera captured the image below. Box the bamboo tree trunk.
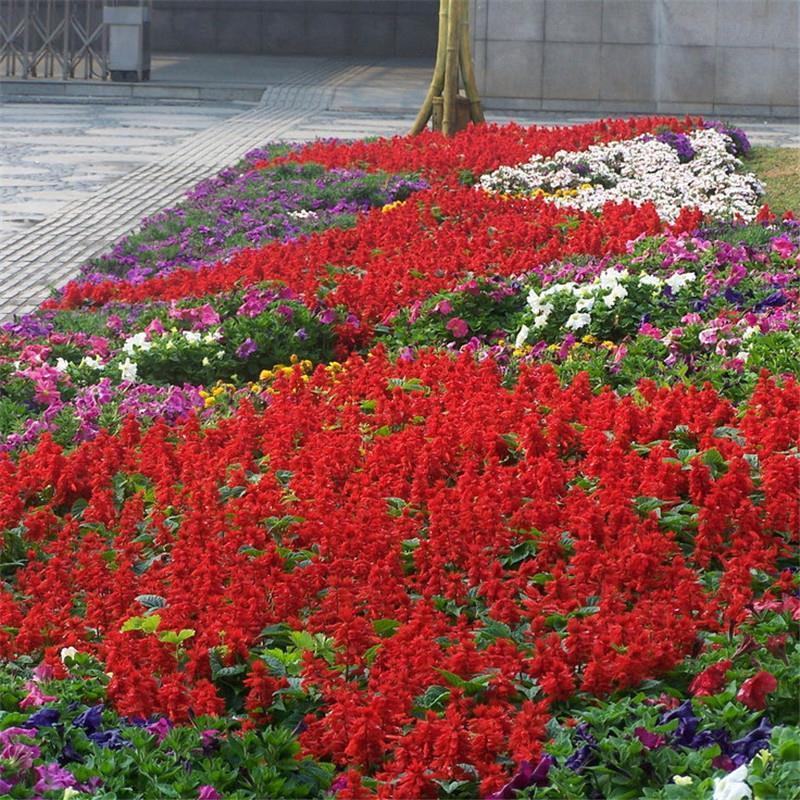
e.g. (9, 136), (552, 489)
(409, 0), (450, 135)
(458, 0), (485, 123)
(441, 0), (461, 136)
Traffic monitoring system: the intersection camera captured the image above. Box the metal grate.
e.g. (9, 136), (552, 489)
(0, 0), (148, 79)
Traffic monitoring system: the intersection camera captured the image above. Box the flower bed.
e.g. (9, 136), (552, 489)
(0, 117), (798, 800)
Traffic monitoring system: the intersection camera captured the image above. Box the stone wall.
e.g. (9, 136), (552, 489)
(150, 0), (437, 58)
(470, 0), (799, 117)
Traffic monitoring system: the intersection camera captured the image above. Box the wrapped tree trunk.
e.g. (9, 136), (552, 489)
(409, 0), (484, 136)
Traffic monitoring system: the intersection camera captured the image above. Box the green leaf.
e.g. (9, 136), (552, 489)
(135, 594), (167, 611)
(372, 619), (400, 638)
(120, 614), (161, 634)
(158, 628), (195, 645)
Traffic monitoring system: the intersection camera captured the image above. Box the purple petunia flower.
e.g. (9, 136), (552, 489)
(486, 755), (554, 799)
(729, 717), (772, 762)
(688, 728), (730, 751)
(235, 338), (258, 359)
(659, 699), (698, 747)
(89, 729), (128, 750)
(565, 744), (595, 772)
(27, 707), (60, 727)
(73, 704), (104, 734)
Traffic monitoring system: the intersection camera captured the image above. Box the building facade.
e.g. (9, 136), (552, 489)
(152, 0), (798, 118)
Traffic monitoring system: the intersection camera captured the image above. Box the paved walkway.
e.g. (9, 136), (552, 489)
(0, 102), (249, 240)
(1, 55), (797, 321)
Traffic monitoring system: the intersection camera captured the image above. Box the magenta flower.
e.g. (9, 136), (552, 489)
(0, 727), (37, 747)
(145, 318), (165, 337)
(19, 681), (58, 709)
(198, 785), (222, 800)
(445, 317), (469, 339)
(31, 662), (55, 683)
(634, 727), (667, 750)
(433, 299), (453, 315)
(33, 763), (78, 793)
(145, 717), (173, 742)
(771, 235), (795, 258)
(2, 741), (41, 770)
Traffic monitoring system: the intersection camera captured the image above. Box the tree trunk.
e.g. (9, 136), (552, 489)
(409, 0), (450, 136)
(458, 0), (485, 124)
(410, 0), (484, 136)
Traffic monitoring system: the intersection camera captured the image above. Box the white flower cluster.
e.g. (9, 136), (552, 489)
(288, 209), (318, 220)
(116, 327), (226, 383)
(121, 328), (223, 355)
(478, 128), (764, 222)
(516, 266), (697, 343)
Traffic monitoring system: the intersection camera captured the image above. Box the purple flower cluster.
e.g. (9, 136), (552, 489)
(656, 131), (697, 163)
(0, 726), (98, 795)
(81, 163), (428, 281)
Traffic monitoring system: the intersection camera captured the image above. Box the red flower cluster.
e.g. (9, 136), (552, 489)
(50, 190), (670, 328)
(265, 117), (698, 183)
(0, 352), (795, 794)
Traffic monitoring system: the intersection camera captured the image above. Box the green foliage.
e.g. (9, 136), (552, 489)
(0, 662), (334, 799)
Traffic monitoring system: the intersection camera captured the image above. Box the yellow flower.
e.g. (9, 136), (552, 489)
(301, 359), (313, 372)
(290, 354), (299, 365)
(381, 200), (405, 213)
(673, 775), (693, 786)
(582, 334), (598, 344)
(204, 396), (216, 408)
(602, 340), (615, 349)
(756, 748), (772, 765)
(259, 369), (273, 381)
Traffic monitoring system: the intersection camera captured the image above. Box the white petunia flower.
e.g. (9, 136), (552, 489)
(122, 331), (150, 354)
(599, 267), (628, 289)
(565, 312), (592, 330)
(54, 357), (69, 372)
(712, 765), (751, 800)
(639, 274), (663, 287)
(532, 305), (554, 329)
(603, 283), (628, 308)
(515, 324), (530, 348)
(119, 358), (138, 382)
(664, 272), (697, 292)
